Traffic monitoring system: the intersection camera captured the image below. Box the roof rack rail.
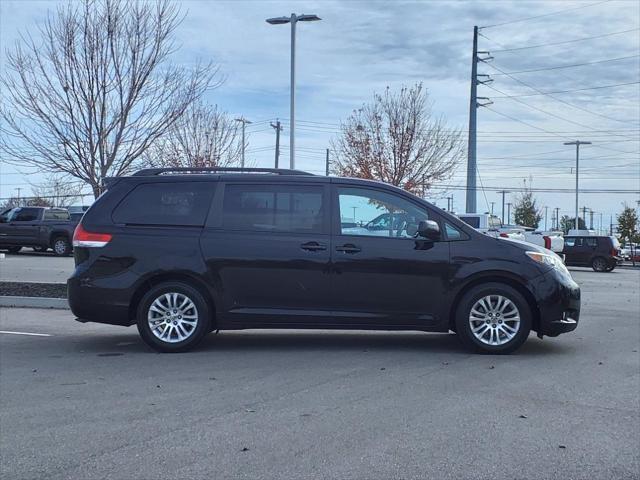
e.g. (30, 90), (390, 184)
(132, 167), (314, 176)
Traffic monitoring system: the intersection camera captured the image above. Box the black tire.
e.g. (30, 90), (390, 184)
(52, 236), (72, 256)
(33, 246), (48, 253)
(591, 257), (608, 272)
(6, 246), (22, 254)
(136, 281), (211, 353)
(455, 282), (532, 354)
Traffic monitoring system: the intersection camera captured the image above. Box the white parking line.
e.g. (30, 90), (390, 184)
(0, 331), (52, 337)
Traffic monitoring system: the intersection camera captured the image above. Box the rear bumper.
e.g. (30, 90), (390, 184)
(67, 274), (136, 327)
(530, 268), (581, 338)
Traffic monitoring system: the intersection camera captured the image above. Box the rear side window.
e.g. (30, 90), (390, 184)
(113, 182), (215, 226)
(584, 237), (598, 247)
(44, 210), (70, 220)
(222, 184), (324, 234)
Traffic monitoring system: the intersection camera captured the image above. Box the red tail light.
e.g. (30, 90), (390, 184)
(499, 233), (509, 238)
(543, 236), (552, 249)
(611, 249), (618, 257)
(73, 224), (112, 248)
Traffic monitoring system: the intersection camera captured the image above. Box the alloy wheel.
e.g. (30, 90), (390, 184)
(147, 292), (199, 343)
(468, 295), (521, 346)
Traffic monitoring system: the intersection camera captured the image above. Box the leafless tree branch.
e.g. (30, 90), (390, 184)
(1, 0), (220, 198)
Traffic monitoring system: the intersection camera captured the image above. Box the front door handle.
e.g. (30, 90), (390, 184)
(301, 241), (327, 252)
(335, 243), (361, 254)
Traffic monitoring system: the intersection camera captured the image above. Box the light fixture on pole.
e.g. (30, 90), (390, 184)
(564, 140), (591, 232)
(266, 13), (321, 170)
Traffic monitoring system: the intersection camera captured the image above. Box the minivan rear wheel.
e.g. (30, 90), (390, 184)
(136, 282), (211, 353)
(455, 283), (532, 354)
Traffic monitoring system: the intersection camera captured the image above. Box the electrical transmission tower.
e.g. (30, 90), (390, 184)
(466, 26), (493, 214)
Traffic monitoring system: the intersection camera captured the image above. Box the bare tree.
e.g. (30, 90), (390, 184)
(1, 0), (218, 198)
(143, 102), (243, 169)
(331, 83), (464, 195)
(29, 174), (86, 208)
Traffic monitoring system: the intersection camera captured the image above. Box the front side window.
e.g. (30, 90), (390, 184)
(338, 187), (429, 238)
(445, 222), (464, 241)
(13, 208), (40, 222)
(222, 184), (324, 234)
(564, 237), (576, 247)
(113, 182), (215, 226)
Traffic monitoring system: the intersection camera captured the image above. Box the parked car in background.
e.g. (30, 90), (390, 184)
(523, 229), (565, 257)
(457, 214), (526, 241)
(563, 235), (622, 272)
(0, 206), (79, 255)
(68, 167), (580, 355)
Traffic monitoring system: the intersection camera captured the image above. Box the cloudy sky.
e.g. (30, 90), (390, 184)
(1, 0), (639, 228)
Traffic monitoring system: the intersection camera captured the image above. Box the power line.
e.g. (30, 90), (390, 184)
(490, 81), (639, 98)
(491, 55), (640, 75)
(483, 82), (639, 141)
(480, 0), (611, 29)
(486, 28), (640, 52)
(481, 35), (640, 125)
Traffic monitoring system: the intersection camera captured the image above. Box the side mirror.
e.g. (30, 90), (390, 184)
(418, 220), (440, 241)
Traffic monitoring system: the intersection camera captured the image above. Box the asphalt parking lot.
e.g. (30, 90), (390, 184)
(1, 268), (639, 480)
(0, 252), (72, 284)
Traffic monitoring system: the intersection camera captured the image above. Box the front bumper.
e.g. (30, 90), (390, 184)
(529, 268), (581, 338)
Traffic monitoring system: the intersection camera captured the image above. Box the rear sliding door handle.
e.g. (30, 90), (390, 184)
(301, 241), (327, 252)
(335, 244), (361, 254)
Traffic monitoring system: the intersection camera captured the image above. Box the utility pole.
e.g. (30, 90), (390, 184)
(599, 212), (603, 234)
(325, 149), (330, 176)
(554, 207), (560, 230)
(490, 201), (495, 215)
(235, 117), (252, 168)
(499, 190), (509, 224)
(270, 120), (282, 168)
(466, 26), (493, 214)
(610, 215), (613, 235)
(447, 195), (454, 212)
(582, 206), (588, 229)
(589, 209), (594, 230)
(507, 202), (512, 225)
(564, 140), (591, 233)
(544, 206), (548, 231)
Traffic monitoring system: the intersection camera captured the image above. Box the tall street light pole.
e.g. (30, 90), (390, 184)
(266, 13), (321, 170)
(564, 140), (591, 232)
(235, 117), (252, 168)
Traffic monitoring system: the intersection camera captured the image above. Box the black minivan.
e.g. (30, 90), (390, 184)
(68, 168), (580, 354)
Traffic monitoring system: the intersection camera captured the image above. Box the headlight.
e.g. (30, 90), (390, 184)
(526, 251), (569, 274)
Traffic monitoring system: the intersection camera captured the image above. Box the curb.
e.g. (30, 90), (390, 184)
(0, 296), (69, 309)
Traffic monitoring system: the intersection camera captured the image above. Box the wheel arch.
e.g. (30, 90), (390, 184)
(449, 272), (541, 333)
(128, 272), (217, 328)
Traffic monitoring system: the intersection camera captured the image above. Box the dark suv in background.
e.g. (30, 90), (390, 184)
(563, 235), (622, 272)
(68, 168), (580, 354)
(0, 206), (78, 255)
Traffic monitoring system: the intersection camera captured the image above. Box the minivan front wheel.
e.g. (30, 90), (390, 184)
(455, 283), (532, 354)
(591, 257), (608, 272)
(136, 282), (211, 353)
